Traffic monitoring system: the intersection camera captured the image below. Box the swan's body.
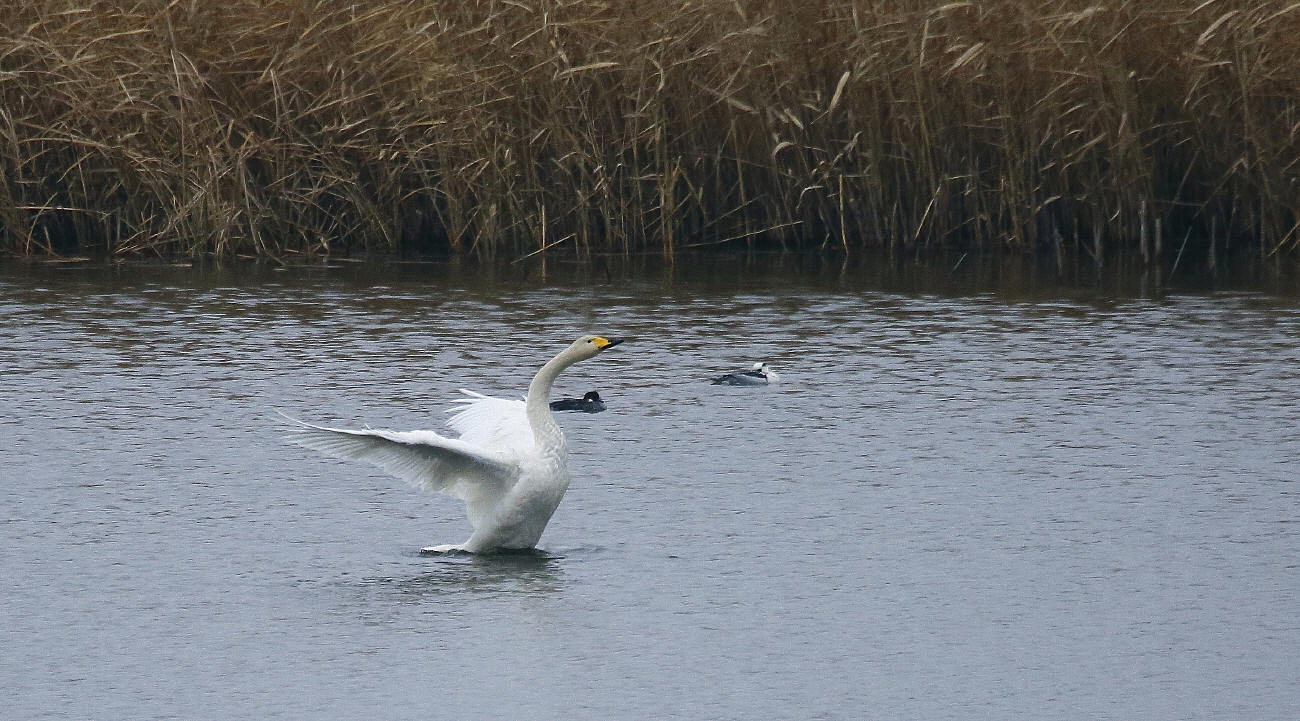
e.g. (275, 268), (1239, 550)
(550, 391), (606, 413)
(712, 361), (779, 386)
(285, 335), (623, 553)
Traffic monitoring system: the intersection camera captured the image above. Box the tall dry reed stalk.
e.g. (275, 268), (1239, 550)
(1, 0), (1297, 260)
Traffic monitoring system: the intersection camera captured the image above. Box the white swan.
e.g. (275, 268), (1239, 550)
(285, 334), (624, 554)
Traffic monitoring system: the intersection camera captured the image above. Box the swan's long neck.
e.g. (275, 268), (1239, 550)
(525, 350), (575, 452)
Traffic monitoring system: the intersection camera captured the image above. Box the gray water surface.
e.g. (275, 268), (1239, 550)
(2, 260), (1298, 720)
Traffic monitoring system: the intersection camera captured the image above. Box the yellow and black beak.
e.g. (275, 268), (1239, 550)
(592, 336), (624, 350)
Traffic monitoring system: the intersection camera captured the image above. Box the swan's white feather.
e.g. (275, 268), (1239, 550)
(447, 390), (534, 451)
(284, 418), (518, 527)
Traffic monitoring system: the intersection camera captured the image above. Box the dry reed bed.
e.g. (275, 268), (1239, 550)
(1, 0), (1297, 259)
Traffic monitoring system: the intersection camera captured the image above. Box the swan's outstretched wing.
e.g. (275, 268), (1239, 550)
(446, 390), (535, 451)
(283, 416), (518, 506)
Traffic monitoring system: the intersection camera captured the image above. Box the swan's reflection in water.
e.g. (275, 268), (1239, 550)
(352, 550), (566, 611)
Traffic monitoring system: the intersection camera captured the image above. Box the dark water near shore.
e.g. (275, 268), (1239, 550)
(2, 256), (1298, 720)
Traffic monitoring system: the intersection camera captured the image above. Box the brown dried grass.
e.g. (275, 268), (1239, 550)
(1, 0), (1297, 259)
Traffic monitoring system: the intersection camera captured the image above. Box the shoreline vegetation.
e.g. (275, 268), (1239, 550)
(2, 1), (1298, 264)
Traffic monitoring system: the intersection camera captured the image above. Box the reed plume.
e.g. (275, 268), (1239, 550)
(1, 0), (1297, 260)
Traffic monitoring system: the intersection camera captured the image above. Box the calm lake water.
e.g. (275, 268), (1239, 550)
(2, 256), (1298, 720)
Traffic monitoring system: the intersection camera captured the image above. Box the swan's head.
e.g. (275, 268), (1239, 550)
(567, 334), (624, 362)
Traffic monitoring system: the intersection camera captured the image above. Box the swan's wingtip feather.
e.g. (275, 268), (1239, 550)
(278, 412), (336, 433)
(276, 410), (309, 426)
(448, 389), (490, 410)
